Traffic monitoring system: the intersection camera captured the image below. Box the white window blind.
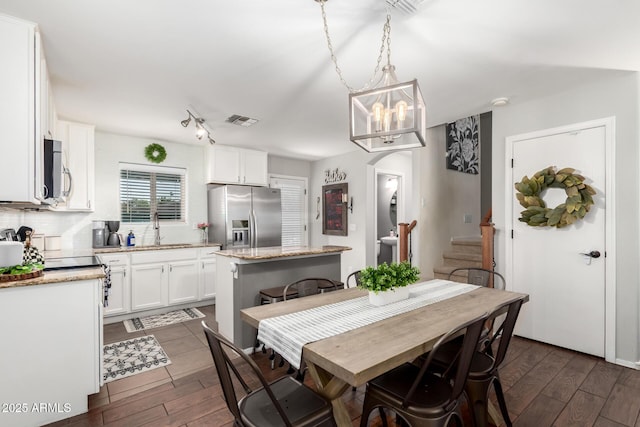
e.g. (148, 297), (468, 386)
(270, 176), (307, 247)
(120, 164), (186, 223)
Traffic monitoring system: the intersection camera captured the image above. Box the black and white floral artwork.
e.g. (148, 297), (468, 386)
(446, 115), (480, 174)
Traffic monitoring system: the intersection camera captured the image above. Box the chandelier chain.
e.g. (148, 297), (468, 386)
(318, 0), (392, 93)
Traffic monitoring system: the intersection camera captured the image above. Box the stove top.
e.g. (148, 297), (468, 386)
(44, 255), (102, 271)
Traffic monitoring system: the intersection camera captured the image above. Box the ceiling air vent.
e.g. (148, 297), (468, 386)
(386, 0), (424, 14)
(225, 114), (259, 127)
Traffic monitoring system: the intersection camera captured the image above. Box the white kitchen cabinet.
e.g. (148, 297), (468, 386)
(130, 248), (199, 311)
(98, 253), (131, 316)
(242, 148), (268, 185)
(55, 120), (95, 211)
(0, 15), (43, 203)
(206, 145), (268, 186)
(99, 246), (220, 318)
(38, 41), (57, 142)
(199, 246), (219, 299)
(168, 260), (200, 304)
(130, 263), (167, 311)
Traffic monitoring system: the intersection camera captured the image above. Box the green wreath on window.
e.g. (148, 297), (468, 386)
(144, 143), (167, 163)
(514, 166), (596, 228)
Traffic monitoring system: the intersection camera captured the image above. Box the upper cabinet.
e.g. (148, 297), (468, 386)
(206, 145), (268, 186)
(0, 15), (42, 203)
(54, 120), (95, 211)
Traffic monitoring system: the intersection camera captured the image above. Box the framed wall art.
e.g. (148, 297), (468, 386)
(322, 183), (348, 236)
(446, 114), (480, 174)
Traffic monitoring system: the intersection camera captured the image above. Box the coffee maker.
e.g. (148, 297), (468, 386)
(106, 221), (122, 247)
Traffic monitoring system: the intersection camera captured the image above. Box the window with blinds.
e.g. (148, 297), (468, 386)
(270, 176), (307, 247)
(120, 164), (186, 223)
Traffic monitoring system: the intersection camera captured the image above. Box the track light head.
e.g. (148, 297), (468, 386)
(180, 116), (191, 127)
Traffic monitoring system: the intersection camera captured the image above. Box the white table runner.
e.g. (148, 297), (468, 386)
(257, 279), (477, 369)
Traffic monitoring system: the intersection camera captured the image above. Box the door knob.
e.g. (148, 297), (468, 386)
(580, 250), (601, 258)
(579, 250), (601, 265)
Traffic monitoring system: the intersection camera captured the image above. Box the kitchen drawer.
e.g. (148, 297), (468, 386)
(131, 248), (198, 265)
(97, 253), (129, 266)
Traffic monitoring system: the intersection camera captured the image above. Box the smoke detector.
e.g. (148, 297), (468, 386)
(225, 114), (259, 127)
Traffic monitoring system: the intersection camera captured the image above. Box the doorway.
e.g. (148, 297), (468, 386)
(376, 172), (402, 266)
(505, 117), (615, 361)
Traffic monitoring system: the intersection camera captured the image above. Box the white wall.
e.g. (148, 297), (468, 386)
(95, 132), (209, 246)
(492, 71), (640, 364)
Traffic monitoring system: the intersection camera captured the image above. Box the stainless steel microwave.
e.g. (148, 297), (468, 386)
(43, 138), (62, 202)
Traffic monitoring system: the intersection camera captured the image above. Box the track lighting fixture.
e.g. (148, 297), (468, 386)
(181, 109), (216, 144)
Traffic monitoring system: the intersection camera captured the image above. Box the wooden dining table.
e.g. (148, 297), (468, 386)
(240, 281), (529, 426)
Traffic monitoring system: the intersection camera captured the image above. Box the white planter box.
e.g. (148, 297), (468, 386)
(368, 287), (409, 306)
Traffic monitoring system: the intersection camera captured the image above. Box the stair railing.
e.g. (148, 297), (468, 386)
(398, 220), (417, 263)
(480, 208), (495, 272)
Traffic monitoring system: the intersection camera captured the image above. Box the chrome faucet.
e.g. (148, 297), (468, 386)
(153, 211), (161, 245)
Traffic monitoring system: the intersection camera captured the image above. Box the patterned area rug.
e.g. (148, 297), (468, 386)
(123, 308), (205, 332)
(103, 335), (171, 383)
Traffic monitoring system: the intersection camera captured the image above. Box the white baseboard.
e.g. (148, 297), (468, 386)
(614, 358), (640, 370)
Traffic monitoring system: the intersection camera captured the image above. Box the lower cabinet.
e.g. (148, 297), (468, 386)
(99, 246), (219, 318)
(131, 262), (167, 311)
(168, 260), (199, 304)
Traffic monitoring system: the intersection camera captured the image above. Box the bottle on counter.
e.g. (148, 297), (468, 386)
(127, 230), (136, 247)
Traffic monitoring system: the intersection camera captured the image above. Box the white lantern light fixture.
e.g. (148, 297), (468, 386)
(316, 0), (426, 152)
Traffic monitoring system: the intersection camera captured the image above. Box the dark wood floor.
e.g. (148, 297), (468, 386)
(46, 308), (640, 427)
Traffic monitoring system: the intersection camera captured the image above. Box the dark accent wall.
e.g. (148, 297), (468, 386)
(480, 111), (492, 218)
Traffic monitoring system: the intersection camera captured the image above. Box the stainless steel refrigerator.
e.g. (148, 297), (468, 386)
(207, 186), (282, 249)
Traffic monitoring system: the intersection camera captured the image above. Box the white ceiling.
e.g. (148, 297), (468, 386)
(1, 0), (639, 160)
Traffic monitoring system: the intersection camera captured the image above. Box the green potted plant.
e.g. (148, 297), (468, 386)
(358, 261), (421, 306)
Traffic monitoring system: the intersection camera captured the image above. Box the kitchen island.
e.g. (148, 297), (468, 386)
(0, 267), (104, 427)
(215, 245), (351, 348)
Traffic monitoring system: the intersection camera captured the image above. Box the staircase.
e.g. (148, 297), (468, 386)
(433, 237), (483, 282)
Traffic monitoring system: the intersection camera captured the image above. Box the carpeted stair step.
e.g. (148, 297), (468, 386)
(433, 266), (470, 282)
(441, 250), (483, 268)
(450, 238), (482, 255)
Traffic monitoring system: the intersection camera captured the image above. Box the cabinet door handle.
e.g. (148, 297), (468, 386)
(123, 270), (126, 278)
(162, 265), (164, 273)
(202, 262), (204, 269)
(170, 265), (173, 272)
(62, 166), (72, 197)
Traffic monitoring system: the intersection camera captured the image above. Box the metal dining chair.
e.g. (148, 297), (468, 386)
(345, 270), (362, 288)
(202, 321), (336, 427)
(360, 312), (489, 427)
(447, 267), (506, 290)
(282, 278), (338, 301)
(428, 297), (525, 427)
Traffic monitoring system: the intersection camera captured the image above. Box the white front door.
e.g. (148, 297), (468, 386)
(506, 118), (614, 358)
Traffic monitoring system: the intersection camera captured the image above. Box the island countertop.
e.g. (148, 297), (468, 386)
(215, 245), (351, 261)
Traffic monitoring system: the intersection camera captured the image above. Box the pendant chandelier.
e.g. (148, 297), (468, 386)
(316, 0), (426, 152)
